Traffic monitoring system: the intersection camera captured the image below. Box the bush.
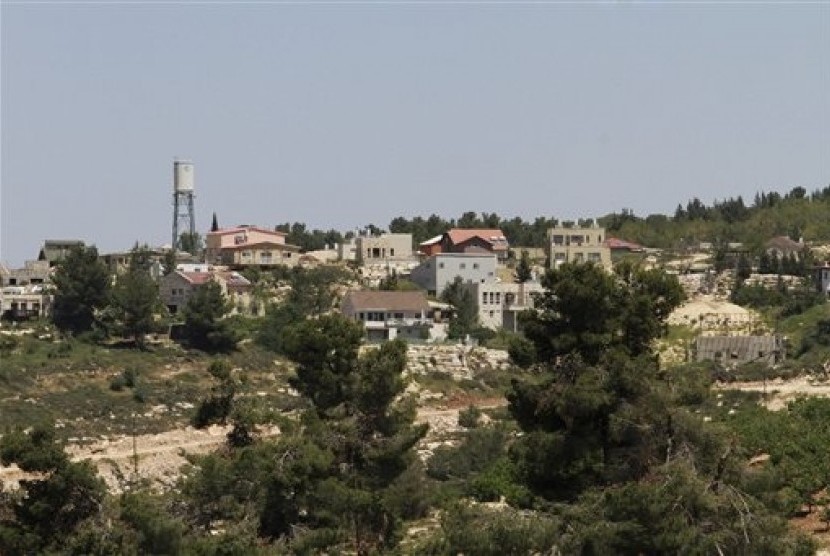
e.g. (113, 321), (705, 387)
(457, 405), (482, 429)
(507, 335), (536, 368)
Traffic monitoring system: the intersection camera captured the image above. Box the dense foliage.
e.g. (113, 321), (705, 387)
(51, 245), (111, 335)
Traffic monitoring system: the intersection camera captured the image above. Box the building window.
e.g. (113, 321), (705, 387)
(488, 271), (494, 276)
(390, 248), (395, 256)
(482, 292), (488, 304)
(460, 263), (466, 269)
(489, 311), (495, 318)
(439, 263), (445, 269)
(489, 292), (495, 304)
(359, 312), (365, 320)
(394, 312), (404, 319)
(473, 263), (479, 269)
(495, 293), (501, 304)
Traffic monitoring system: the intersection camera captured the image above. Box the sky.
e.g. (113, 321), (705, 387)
(1, 2), (828, 266)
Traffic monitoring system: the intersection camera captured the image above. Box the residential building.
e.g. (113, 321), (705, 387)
(341, 290), (433, 341)
(160, 270), (255, 315)
(38, 240), (85, 267)
(463, 280), (544, 331)
(0, 284), (51, 320)
(547, 225), (612, 270)
(606, 237), (646, 262)
(410, 253), (498, 297)
(0, 260), (51, 287)
(205, 226), (301, 268)
(355, 233), (414, 264)
(418, 229), (510, 261)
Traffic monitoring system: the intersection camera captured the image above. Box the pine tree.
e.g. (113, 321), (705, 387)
(211, 212), (219, 232)
(51, 245), (111, 335)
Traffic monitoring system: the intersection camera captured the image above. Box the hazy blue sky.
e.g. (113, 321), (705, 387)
(1, 2), (828, 266)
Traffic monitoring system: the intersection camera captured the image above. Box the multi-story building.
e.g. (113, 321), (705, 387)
(463, 280), (544, 331)
(409, 253), (498, 297)
(547, 225), (612, 270)
(341, 290), (433, 342)
(205, 225), (301, 268)
(37, 240), (85, 267)
(355, 233), (414, 264)
(159, 270), (254, 315)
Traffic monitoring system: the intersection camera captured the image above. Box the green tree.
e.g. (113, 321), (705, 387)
(179, 231), (203, 256)
(515, 250), (533, 283)
(51, 245), (111, 335)
(0, 427), (106, 554)
(110, 246), (161, 347)
(279, 316), (428, 554)
(182, 281), (239, 353)
(441, 276), (479, 340)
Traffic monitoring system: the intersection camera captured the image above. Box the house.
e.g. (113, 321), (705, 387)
(419, 229), (510, 261)
(341, 290), (434, 342)
(606, 237), (646, 262)
(409, 253), (498, 297)
(0, 284), (51, 321)
(547, 225), (611, 270)
(160, 270), (254, 315)
(205, 226), (301, 268)
(694, 335), (784, 366)
(463, 280), (544, 331)
(355, 233), (414, 264)
(38, 240), (85, 267)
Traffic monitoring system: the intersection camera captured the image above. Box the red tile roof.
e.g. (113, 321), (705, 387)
(605, 237), (644, 251)
(179, 272), (213, 285)
(446, 229), (509, 250)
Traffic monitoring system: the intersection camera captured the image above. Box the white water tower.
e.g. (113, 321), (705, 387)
(172, 159), (196, 251)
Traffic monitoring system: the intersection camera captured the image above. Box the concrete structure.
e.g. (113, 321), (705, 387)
(547, 225), (612, 270)
(337, 236), (359, 262)
(0, 285), (51, 320)
(172, 160), (196, 251)
(160, 270), (255, 316)
(813, 262), (830, 297)
(419, 229), (510, 261)
(341, 290), (433, 342)
(0, 260), (51, 287)
(694, 335), (784, 366)
(38, 240), (84, 267)
(410, 253), (498, 297)
(463, 280), (544, 331)
(205, 226), (301, 268)
(99, 248), (166, 280)
(356, 233), (414, 264)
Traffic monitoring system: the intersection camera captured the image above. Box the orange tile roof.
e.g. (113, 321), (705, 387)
(446, 229), (509, 250)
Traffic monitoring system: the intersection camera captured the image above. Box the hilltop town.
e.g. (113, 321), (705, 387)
(1, 184), (830, 554)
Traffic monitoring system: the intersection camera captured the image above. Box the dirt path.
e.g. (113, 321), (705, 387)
(1, 398), (508, 493)
(717, 376), (830, 410)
